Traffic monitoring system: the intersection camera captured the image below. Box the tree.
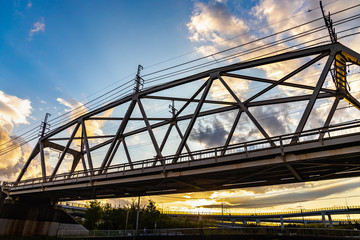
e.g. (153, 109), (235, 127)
(82, 199), (212, 230)
(84, 200), (103, 230)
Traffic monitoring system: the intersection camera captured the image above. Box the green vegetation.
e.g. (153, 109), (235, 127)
(83, 199), (213, 230)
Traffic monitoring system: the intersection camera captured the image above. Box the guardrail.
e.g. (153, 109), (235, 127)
(162, 205), (360, 217)
(4, 120), (360, 189)
(57, 227), (360, 238)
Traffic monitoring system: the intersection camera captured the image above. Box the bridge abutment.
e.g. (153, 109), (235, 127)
(0, 196), (86, 236)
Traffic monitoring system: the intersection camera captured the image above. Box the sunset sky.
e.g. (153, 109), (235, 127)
(1, 0), (360, 215)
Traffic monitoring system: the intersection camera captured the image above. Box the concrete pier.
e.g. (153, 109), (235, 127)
(0, 196), (86, 236)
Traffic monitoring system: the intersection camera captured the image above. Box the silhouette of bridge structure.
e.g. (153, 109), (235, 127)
(2, 42), (360, 202)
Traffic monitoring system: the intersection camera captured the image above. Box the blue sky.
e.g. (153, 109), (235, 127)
(1, 0), (196, 113)
(1, 0), (360, 213)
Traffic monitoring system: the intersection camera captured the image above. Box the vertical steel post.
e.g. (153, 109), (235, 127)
(39, 141), (46, 182)
(135, 196), (141, 236)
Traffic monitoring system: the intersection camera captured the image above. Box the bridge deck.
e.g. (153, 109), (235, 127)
(3, 121), (360, 201)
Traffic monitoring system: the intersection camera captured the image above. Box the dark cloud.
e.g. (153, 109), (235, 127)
(190, 117), (229, 148)
(250, 104), (292, 136)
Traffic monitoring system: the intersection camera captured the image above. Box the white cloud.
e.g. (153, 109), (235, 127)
(56, 97), (113, 143)
(29, 17), (45, 39)
(0, 91), (33, 182)
(187, 1), (249, 43)
(0, 90), (32, 127)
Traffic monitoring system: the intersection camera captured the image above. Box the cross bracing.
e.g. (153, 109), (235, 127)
(3, 42), (360, 200)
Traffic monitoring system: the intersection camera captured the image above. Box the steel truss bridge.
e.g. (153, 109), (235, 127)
(2, 42), (360, 201)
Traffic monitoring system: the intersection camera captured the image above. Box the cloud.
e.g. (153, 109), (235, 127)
(29, 17), (45, 39)
(0, 91), (32, 128)
(190, 117), (228, 147)
(56, 97), (113, 143)
(200, 178), (360, 209)
(187, 1), (249, 43)
(248, 103), (295, 136)
(0, 91), (33, 182)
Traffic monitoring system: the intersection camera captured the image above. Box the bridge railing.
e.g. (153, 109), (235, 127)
(161, 205), (360, 217)
(4, 120), (360, 188)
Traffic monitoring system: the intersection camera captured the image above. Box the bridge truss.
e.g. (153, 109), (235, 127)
(3, 42), (360, 200)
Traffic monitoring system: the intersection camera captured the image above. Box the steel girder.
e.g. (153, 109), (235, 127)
(13, 42), (360, 187)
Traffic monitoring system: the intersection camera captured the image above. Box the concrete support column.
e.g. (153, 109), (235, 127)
(328, 214), (333, 227)
(280, 216), (284, 229)
(321, 212), (326, 226)
(0, 197), (85, 236)
(243, 219), (247, 226)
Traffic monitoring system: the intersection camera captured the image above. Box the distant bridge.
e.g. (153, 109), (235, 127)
(2, 42), (360, 201)
(60, 202), (360, 227)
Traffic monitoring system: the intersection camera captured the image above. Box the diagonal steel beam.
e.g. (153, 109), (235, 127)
(173, 77), (214, 163)
(154, 123), (175, 167)
(222, 73), (336, 94)
(137, 98), (163, 159)
(222, 110), (243, 156)
(174, 123), (194, 161)
(245, 52), (329, 104)
(50, 122), (81, 179)
(160, 124), (174, 152)
(122, 138), (133, 169)
(344, 94), (360, 110)
(291, 53), (336, 143)
(82, 121), (94, 175)
(284, 162), (303, 181)
(69, 156), (81, 177)
(175, 81), (208, 118)
(100, 100), (136, 173)
(219, 76), (275, 147)
(104, 138), (123, 172)
(16, 142), (40, 183)
(43, 141), (80, 157)
(319, 96), (340, 140)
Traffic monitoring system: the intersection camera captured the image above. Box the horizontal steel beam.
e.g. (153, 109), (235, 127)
(142, 95), (237, 105)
